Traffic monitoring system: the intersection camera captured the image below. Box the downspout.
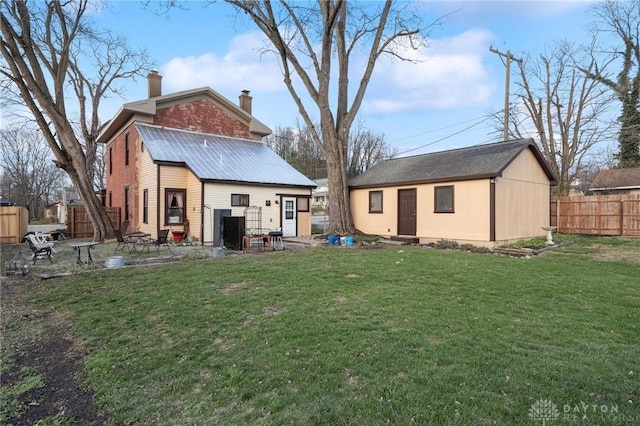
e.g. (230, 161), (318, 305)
(490, 178), (496, 242)
(156, 164), (161, 237)
(200, 181), (205, 244)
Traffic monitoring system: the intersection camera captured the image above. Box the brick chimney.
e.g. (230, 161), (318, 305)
(147, 70), (162, 98)
(239, 90), (252, 114)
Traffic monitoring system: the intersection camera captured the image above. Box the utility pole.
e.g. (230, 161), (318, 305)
(490, 46), (523, 141)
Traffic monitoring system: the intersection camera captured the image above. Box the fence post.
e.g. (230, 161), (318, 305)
(620, 199), (624, 236)
(556, 198), (561, 232)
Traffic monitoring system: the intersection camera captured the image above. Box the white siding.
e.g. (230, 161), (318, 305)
(138, 146), (157, 236)
(203, 183), (310, 243)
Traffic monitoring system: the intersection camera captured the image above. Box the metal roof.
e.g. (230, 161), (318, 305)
(349, 139), (556, 188)
(136, 124), (316, 187)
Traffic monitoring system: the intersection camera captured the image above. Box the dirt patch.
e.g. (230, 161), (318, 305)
(0, 276), (112, 425)
(220, 281), (250, 294)
(261, 305), (282, 316)
(589, 244), (640, 263)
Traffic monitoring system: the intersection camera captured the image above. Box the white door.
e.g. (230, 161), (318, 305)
(282, 196), (296, 237)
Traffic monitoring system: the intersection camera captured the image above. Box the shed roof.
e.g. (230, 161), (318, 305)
(136, 124), (316, 188)
(349, 139), (556, 188)
(590, 167), (640, 191)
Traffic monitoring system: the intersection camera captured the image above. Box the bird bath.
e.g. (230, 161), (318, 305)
(542, 226), (557, 245)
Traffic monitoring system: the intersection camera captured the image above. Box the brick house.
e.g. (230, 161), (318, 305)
(97, 71), (315, 244)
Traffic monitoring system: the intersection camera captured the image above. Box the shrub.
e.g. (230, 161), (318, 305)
(434, 239), (459, 250)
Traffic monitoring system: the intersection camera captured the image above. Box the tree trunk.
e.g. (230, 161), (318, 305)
(60, 138), (113, 241)
(326, 136), (355, 235)
(71, 170), (112, 241)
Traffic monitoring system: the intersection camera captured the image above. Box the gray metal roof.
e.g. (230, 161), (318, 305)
(349, 139), (556, 188)
(136, 124), (316, 187)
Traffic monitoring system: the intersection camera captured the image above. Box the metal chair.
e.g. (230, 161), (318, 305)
(152, 229), (173, 254)
(114, 229), (133, 253)
(120, 220), (130, 235)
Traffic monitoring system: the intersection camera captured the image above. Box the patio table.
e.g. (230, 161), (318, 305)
(68, 241), (99, 265)
(127, 232), (152, 252)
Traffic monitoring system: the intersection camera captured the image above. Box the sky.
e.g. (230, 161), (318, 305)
(89, 1), (604, 157)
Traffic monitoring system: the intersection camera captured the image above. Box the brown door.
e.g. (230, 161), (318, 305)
(398, 188), (416, 235)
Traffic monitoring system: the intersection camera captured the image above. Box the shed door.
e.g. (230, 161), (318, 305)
(398, 189), (416, 235)
(282, 196), (297, 237)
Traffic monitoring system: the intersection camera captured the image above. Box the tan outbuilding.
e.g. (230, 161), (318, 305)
(349, 139), (557, 247)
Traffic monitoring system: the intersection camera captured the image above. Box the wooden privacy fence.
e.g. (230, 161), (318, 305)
(0, 206), (28, 244)
(66, 206), (120, 239)
(551, 194), (640, 236)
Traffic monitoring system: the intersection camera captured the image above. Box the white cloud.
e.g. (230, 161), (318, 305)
(158, 28), (498, 121)
(161, 32), (284, 94)
(363, 29), (496, 114)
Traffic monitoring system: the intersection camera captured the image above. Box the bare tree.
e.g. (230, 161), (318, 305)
(510, 42), (615, 195)
(581, 0), (640, 167)
(0, 127), (64, 218)
(224, 0), (437, 234)
(1, 0), (150, 240)
(347, 120), (397, 178)
(266, 119), (396, 180)
(265, 126), (298, 161)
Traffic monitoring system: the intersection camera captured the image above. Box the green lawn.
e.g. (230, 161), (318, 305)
(29, 243), (640, 424)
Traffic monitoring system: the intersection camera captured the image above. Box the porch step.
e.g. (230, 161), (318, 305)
(378, 236), (419, 245)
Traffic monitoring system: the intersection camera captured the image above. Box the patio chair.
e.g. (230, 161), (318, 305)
(152, 229), (173, 254)
(120, 220), (130, 235)
(114, 229), (133, 253)
(26, 235), (53, 264)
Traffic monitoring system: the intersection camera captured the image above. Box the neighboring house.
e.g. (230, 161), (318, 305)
(589, 167), (640, 195)
(44, 188), (82, 224)
(97, 71), (316, 243)
(312, 178), (328, 209)
(349, 139), (557, 247)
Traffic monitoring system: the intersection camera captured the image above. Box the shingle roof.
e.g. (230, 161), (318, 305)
(590, 167), (640, 190)
(349, 139), (556, 188)
(136, 124), (316, 188)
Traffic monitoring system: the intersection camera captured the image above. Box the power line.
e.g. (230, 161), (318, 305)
(388, 114), (497, 144)
(396, 114), (497, 156)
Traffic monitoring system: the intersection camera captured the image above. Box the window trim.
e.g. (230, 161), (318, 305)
(231, 193), (249, 207)
(369, 190), (383, 213)
(296, 196), (309, 212)
(125, 132), (130, 166)
(165, 188), (186, 225)
(143, 189), (149, 224)
(124, 186), (130, 220)
(109, 147), (113, 175)
(434, 185), (455, 213)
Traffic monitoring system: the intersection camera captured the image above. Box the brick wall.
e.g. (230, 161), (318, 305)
(105, 124), (140, 230)
(155, 99), (252, 139)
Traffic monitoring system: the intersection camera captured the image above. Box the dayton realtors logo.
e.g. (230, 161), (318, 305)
(529, 399), (634, 423)
(529, 399), (560, 425)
